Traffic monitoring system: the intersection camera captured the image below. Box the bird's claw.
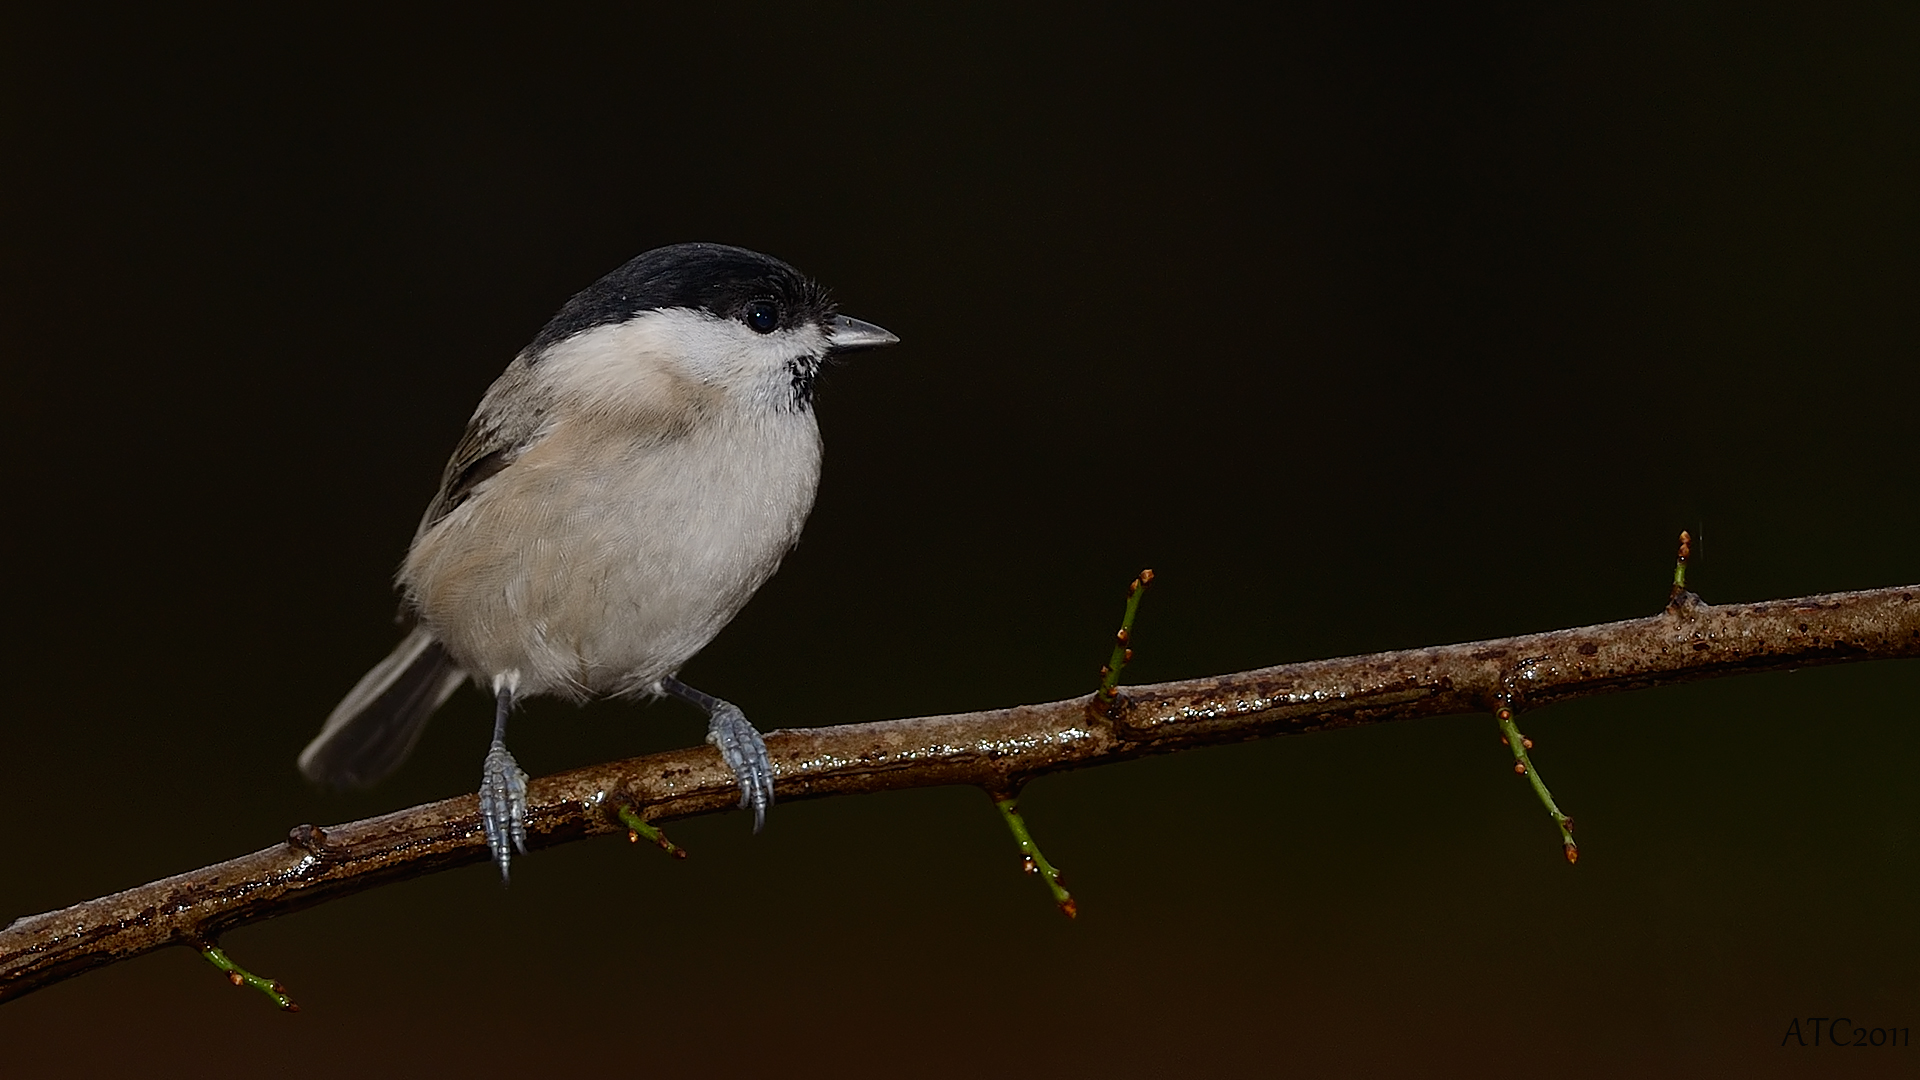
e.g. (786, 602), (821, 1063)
(479, 740), (529, 881)
(705, 704), (773, 832)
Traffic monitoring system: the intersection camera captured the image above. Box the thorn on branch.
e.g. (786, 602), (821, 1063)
(615, 805), (688, 859)
(1493, 704), (1578, 865)
(989, 789), (1076, 918)
(198, 941), (298, 1012)
(1092, 569), (1155, 716)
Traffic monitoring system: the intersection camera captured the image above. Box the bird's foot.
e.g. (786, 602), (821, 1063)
(478, 739), (529, 881)
(705, 702), (774, 832)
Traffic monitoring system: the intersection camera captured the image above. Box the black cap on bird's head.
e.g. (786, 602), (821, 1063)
(529, 243), (896, 356)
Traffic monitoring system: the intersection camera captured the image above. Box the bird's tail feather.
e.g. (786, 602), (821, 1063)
(299, 626), (466, 787)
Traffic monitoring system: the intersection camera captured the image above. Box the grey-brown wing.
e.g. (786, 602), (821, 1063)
(413, 358), (551, 537)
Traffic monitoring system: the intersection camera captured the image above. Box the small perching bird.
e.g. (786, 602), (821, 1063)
(299, 243), (899, 879)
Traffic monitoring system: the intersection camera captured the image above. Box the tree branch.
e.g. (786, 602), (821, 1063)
(5, 585), (1916, 1004)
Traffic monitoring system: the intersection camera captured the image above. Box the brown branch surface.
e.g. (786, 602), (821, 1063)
(5, 585), (1916, 1003)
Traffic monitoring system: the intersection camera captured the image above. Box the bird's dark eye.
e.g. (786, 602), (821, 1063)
(745, 300), (780, 334)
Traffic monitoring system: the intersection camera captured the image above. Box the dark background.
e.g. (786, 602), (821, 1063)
(3, 4), (1916, 1077)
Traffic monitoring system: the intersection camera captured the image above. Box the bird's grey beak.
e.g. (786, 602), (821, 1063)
(827, 314), (900, 352)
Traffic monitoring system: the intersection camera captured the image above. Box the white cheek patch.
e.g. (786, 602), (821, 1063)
(533, 308), (828, 410)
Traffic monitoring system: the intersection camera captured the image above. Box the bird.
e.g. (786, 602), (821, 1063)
(298, 242), (899, 880)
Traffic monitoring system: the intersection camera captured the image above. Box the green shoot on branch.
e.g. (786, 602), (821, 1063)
(616, 805), (688, 859)
(1096, 569), (1155, 704)
(1668, 530), (1693, 605)
(991, 790), (1076, 918)
(199, 941), (298, 1011)
(1494, 706), (1577, 864)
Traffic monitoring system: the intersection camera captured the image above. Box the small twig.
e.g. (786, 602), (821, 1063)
(991, 790), (1076, 918)
(616, 805), (687, 859)
(198, 942), (298, 1012)
(1669, 530), (1693, 606)
(1095, 569), (1155, 708)
(1494, 705), (1577, 864)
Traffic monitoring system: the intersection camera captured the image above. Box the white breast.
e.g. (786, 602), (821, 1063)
(401, 310), (826, 700)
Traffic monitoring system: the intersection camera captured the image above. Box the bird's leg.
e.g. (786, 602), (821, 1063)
(659, 675), (774, 832)
(478, 678), (529, 882)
